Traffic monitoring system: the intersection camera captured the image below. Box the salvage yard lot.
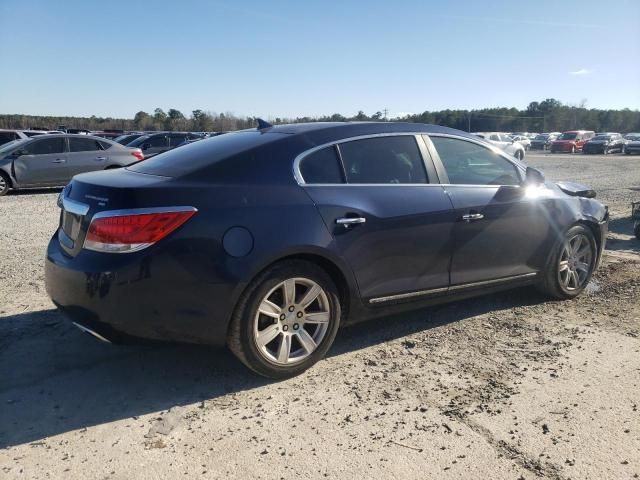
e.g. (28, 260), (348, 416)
(1, 153), (639, 479)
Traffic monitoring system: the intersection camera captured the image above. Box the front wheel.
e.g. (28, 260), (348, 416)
(537, 224), (597, 299)
(227, 260), (341, 378)
(0, 171), (10, 196)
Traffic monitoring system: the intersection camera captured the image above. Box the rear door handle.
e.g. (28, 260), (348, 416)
(336, 217), (366, 228)
(461, 213), (484, 222)
(52, 158), (66, 164)
(95, 156), (107, 161)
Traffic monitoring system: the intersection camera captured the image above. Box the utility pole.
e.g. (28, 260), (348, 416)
(383, 108), (388, 121)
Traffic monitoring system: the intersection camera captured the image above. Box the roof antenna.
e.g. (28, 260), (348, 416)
(256, 118), (273, 130)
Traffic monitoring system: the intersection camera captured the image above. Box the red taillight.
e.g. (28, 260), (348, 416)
(131, 149), (144, 161)
(84, 208), (197, 253)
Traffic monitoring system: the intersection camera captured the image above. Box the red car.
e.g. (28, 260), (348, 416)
(550, 130), (595, 153)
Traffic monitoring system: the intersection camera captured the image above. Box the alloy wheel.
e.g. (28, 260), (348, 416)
(558, 233), (594, 291)
(253, 277), (331, 365)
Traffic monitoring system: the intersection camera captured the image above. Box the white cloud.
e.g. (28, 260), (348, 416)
(569, 68), (590, 75)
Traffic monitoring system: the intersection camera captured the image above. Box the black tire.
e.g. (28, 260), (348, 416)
(227, 260), (342, 379)
(537, 224), (598, 300)
(0, 171), (11, 196)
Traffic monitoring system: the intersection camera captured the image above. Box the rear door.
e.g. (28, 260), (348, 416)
(426, 134), (549, 286)
(13, 137), (68, 186)
(299, 134), (455, 303)
(67, 137), (110, 177)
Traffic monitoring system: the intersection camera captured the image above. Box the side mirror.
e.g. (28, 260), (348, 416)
(12, 149), (27, 158)
(525, 166), (545, 185)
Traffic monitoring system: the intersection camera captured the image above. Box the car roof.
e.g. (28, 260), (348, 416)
(263, 122), (481, 143)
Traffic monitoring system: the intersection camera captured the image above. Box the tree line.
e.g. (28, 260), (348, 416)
(1, 99), (638, 133)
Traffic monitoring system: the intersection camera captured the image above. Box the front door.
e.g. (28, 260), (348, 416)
(426, 135), (550, 286)
(299, 135), (455, 301)
(13, 137), (68, 186)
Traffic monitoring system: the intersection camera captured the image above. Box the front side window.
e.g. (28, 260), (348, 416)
(69, 137), (102, 152)
(24, 137), (65, 155)
(300, 146), (344, 184)
(338, 136), (427, 184)
(430, 136), (521, 186)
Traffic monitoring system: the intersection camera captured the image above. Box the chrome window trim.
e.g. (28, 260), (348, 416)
(293, 132), (433, 186)
(90, 205), (198, 220)
(368, 272), (537, 304)
(60, 196), (90, 216)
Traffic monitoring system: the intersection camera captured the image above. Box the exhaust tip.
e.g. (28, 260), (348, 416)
(72, 321), (113, 344)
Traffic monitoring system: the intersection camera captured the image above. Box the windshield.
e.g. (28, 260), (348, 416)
(534, 134), (548, 140)
(127, 135), (150, 147)
(559, 132), (577, 140)
(128, 130), (287, 177)
(624, 134), (640, 141)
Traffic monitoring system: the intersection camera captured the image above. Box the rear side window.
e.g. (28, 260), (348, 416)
(300, 146), (344, 184)
(98, 140), (113, 150)
(430, 136), (521, 186)
(69, 137), (102, 152)
(25, 137), (65, 155)
(338, 136), (427, 184)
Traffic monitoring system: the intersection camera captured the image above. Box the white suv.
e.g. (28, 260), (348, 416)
(473, 132), (526, 160)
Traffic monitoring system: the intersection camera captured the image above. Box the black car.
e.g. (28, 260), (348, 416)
(126, 132), (201, 159)
(582, 133), (625, 154)
(113, 133), (145, 145)
(529, 133), (560, 151)
(45, 121), (608, 378)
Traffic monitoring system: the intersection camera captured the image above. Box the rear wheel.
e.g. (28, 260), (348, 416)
(537, 224), (597, 299)
(0, 171), (10, 196)
(227, 260), (341, 378)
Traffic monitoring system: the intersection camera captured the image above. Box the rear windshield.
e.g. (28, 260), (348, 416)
(591, 135), (611, 141)
(128, 130), (288, 177)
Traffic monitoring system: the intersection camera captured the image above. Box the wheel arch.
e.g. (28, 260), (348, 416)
(227, 248), (359, 337)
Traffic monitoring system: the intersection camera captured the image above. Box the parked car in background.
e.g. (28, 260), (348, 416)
(0, 129), (50, 146)
(509, 135), (532, 150)
(113, 133), (145, 145)
(45, 121), (608, 378)
(549, 130), (595, 153)
(582, 133), (625, 154)
(529, 133), (561, 151)
(473, 132), (526, 160)
(623, 133), (640, 154)
(0, 134), (144, 196)
(126, 132), (202, 159)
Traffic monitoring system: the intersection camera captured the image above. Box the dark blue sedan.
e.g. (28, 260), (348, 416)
(45, 121), (608, 378)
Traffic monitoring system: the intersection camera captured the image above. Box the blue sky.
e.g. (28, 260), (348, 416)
(1, 0), (638, 118)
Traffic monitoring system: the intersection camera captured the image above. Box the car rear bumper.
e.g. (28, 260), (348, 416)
(45, 231), (234, 346)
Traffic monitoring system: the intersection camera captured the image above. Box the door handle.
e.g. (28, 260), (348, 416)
(336, 217), (366, 228)
(461, 213), (484, 222)
(94, 156), (107, 161)
(52, 158), (66, 164)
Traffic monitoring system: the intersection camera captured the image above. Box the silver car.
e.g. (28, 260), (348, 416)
(0, 134), (144, 196)
(473, 132), (526, 160)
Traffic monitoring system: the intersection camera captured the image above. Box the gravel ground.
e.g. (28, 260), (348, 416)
(0, 153), (639, 479)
